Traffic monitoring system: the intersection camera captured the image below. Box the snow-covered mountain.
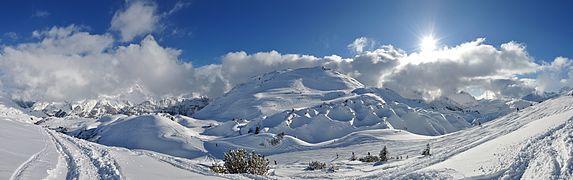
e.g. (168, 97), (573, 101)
(194, 67), (534, 142)
(193, 67), (364, 120)
(21, 96), (209, 118)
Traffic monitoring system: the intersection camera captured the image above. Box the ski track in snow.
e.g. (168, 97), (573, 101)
(48, 130), (123, 180)
(9, 126), (50, 180)
(501, 117), (573, 179)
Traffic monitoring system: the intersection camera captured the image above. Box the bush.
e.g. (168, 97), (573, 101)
(350, 152), (357, 161)
(327, 164), (339, 173)
(210, 149), (270, 175)
(422, 143), (431, 156)
(247, 152), (269, 175)
(359, 155), (380, 162)
(209, 163), (227, 173)
(223, 149), (249, 174)
(269, 132), (285, 146)
(306, 161), (326, 170)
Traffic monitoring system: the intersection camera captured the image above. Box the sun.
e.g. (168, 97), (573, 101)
(420, 35), (437, 52)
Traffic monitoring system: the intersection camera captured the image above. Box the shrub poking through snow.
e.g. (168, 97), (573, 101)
(379, 146), (388, 162)
(209, 163), (227, 173)
(422, 143), (431, 156)
(211, 149), (270, 175)
(269, 132), (285, 146)
(223, 149), (249, 174)
(247, 151), (270, 175)
(359, 153), (380, 162)
(350, 152), (357, 161)
(327, 164), (339, 173)
(307, 161), (327, 170)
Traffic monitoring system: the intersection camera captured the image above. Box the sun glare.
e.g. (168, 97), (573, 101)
(420, 35), (437, 52)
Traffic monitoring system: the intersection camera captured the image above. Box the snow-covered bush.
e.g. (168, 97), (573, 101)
(306, 161), (326, 170)
(327, 164), (339, 173)
(209, 163), (227, 173)
(224, 149), (249, 174)
(210, 149), (270, 175)
(422, 143), (431, 156)
(247, 152), (269, 175)
(269, 132), (285, 146)
(350, 152), (357, 161)
(359, 154), (380, 162)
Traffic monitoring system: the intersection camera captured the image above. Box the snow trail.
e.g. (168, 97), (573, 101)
(9, 127), (50, 180)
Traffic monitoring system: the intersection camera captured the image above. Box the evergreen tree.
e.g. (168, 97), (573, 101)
(255, 126), (260, 134)
(223, 149), (249, 174)
(247, 151), (269, 175)
(350, 152), (357, 161)
(379, 146), (388, 162)
(422, 143), (431, 156)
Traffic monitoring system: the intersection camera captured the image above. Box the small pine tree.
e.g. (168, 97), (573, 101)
(247, 152), (269, 175)
(379, 146), (388, 162)
(223, 149), (249, 174)
(422, 143), (431, 156)
(255, 126), (260, 134)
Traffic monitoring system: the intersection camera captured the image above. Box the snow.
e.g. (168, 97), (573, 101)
(4, 66), (573, 179)
(0, 105), (224, 180)
(1, 118), (61, 180)
(425, 95), (573, 179)
(193, 67), (364, 120)
(97, 115), (207, 159)
(24, 95), (209, 118)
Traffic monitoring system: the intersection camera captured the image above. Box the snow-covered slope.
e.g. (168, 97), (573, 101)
(423, 95), (573, 179)
(0, 100), (226, 180)
(35, 113), (222, 160)
(243, 94), (573, 179)
(96, 115), (207, 159)
(193, 66), (364, 120)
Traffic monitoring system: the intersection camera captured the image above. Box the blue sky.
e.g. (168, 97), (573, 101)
(1, 0), (572, 66)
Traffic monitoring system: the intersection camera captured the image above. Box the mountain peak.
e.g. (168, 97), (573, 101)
(193, 66), (364, 120)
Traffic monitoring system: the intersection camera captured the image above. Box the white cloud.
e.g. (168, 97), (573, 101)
(347, 37), (374, 54)
(0, 25), (196, 101)
(110, 1), (160, 42)
(381, 38), (539, 99)
(535, 57), (573, 92)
